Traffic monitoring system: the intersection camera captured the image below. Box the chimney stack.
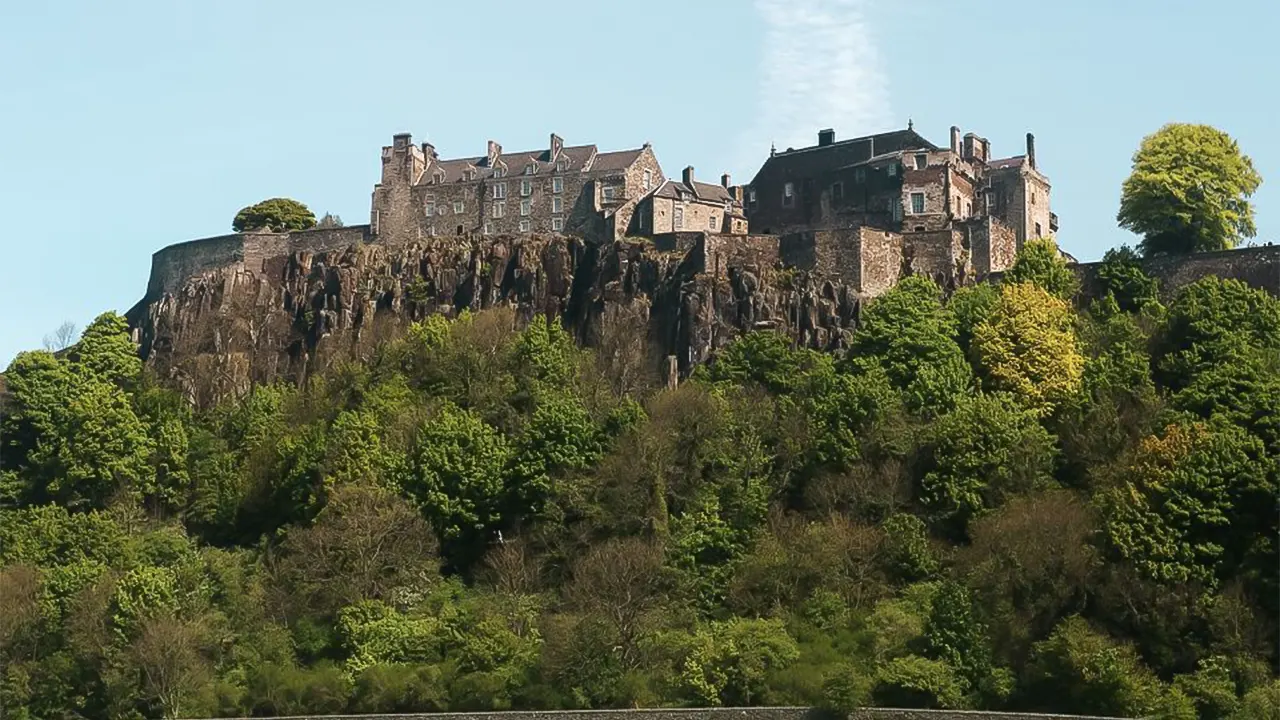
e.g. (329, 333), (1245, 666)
(818, 128), (835, 147)
(1026, 132), (1037, 169)
(683, 166), (695, 187)
(721, 172), (731, 188)
(393, 133), (412, 150)
(421, 141), (437, 159)
(950, 126), (961, 153)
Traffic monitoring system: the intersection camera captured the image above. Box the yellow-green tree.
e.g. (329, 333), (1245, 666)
(1118, 123), (1262, 256)
(972, 283), (1084, 417)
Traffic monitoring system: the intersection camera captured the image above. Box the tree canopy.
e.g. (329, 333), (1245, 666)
(1, 249), (1276, 718)
(232, 197), (317, 233)
(1117, 123), (1262, 256)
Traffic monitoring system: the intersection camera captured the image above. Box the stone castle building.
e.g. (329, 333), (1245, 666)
(744, 124), (1058, 295)
(371, 132), (749, 246)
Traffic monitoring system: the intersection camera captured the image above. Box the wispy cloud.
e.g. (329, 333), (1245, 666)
(734, 0), (893, 176)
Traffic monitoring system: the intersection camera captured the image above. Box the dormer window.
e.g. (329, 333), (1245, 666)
(887, 164), (897, 177)
(434, 171), (445, 184)
(782, 182), (795, 207)
(493, 166), (506, 178)
(525, 164), (536, 175)
(556, 159), (568, 172)
(914, 153), (928, 170)
(464, 169), (476, 181)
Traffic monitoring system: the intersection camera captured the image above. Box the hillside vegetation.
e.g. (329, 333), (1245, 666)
(2, 239), (1277, 720)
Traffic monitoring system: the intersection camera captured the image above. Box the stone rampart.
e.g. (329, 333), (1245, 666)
(1075, 244), (1280, 298)
(185, 706), (1129, 720)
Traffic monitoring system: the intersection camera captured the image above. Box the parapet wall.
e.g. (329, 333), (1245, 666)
(140, 226), (373, 304)
(189, 706), (1129, 720)
(1073, 244), (1280, 298)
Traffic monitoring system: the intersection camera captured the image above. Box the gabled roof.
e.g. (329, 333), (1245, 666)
(591, 148), (645, 173)
(652, 179), (736, 205)
(749, 127), (938, 186)
(418, 143), (610, 184)
(988, 155), (1026, 170)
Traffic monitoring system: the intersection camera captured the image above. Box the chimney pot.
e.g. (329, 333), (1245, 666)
(950, 126), (961, 153)
(818, 128), (835, 146)
(682, 166), (695, 187)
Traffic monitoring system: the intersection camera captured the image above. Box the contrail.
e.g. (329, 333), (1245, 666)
(734, 0), (894, 176)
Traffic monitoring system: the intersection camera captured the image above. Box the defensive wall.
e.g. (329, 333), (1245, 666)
(187, 706), (1133, 720)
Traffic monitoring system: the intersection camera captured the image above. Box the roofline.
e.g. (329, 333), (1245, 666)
(770, 128), (939, 159)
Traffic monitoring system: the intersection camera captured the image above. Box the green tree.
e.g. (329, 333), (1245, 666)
(1095, 245), (1161, 313)
(915, 393), (1056, 538)
(845, 275), (972, 415)
(404, 402), (511, 569)
(1026, 616), (1193, 719)
(872, 655), (969, 710)
(1118, 123), (1262, 255)
(972, 282), (1085, 417)
(1003, 237), (1079, 301)
(231, 197), (317, 233)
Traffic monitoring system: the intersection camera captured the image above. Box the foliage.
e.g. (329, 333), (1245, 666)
(2, 260), (1277, 718)
(231, 197), (317, 233)
(1118, 123), (1262, 255)
(1003, 236), (1079, 300)
(972, 282), (1085, 416)
(1096, 245), (1161, 313)
(845, 275), (973, 414)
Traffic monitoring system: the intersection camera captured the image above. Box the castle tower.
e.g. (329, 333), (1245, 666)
(371, 132), (426, 242)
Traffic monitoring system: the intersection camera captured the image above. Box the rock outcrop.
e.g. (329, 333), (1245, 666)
(134, 234), (863, 404)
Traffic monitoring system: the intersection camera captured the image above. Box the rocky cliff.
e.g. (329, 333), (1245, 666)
(133, 233), (864, 405)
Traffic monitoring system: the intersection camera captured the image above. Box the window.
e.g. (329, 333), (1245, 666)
(552, 196), (563, 213)
(911, 192), (925, 214)
(887, 163), (897, 177)
(519, 219), (531, 232)
(493, 166), (506, 178)
(724, 201), (732, 213)
(492, 182), (507, 199)
(521, 180), (532, 197)
(483, 222), (492, 235)
(1035, 222), (1042, 237)
(748, 188), (757, 203)
(644, 169), (653, 190)
(674, 206), (684, 230)
(454, 200), (465, 214)
(914, 153), (928, 170)
(602, 185), (616, 201)
(552, 217), (564, 231)
(525, 164), (536, 175)
(987, 193), (997, 213)
(782, 182), (795, 207)
(965, 202), (971, 216)
(434, 172), (445, 184)
(464, 169), (476, 181)
(709, 215), (717, 230)
(855, 167), (867, 183)
(492, 202), (505, 218)
(639, 212), (648, 231)
(425, 200), (435, 216)
(552, 177), (564, 193)
(914, 225), (927, 232)
(1032, 191), (1037, 205)
(832, 182), (844, 201)
(428, 226), (436, 237)
(556, 160), (568, 172)
(520, 200), (530, 216)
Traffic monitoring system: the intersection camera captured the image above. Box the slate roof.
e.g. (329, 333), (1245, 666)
(749, 127), (938, 186)
(652, 179), (736, 205)
(420, 143), (634, 184)
(988, 155), (1026, 170)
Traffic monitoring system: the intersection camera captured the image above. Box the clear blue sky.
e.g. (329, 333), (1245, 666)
(2, 0), (1276, 365)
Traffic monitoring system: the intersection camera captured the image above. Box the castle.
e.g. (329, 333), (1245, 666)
(367, 122), (1052, 296)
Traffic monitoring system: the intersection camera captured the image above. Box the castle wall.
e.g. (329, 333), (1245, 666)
(704, 233), (780, 280)
(1071, 245), (1280, 299)
(859, 227), (905, 296)
(903, 229), (961, 288)
(145, 233), (247, 300)
(900, 165), (949, 232)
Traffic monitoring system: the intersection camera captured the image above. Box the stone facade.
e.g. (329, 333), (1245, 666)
(370, 132), (665, 246)
(745, 124), (1056, 290)
(629, 167), (749, 236)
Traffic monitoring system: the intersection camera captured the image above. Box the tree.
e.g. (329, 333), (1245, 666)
(915, 393), (1056, 538)
(1118, 123), (1262, 256)
(1004, 236), (1079, 301)
(845, 275), (973, 415)
(231, 198), (317, 233)
(1095, 246), (1160, 313)
(42, 321), (78, 352)
(972, 282), (1084, 417)
(1026, 616), (1193, 719)
(316, 213), (344, 228)
(128, 613), (215, 720)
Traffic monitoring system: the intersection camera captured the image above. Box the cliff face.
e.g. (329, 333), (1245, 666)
(135, 234), (863, 405)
